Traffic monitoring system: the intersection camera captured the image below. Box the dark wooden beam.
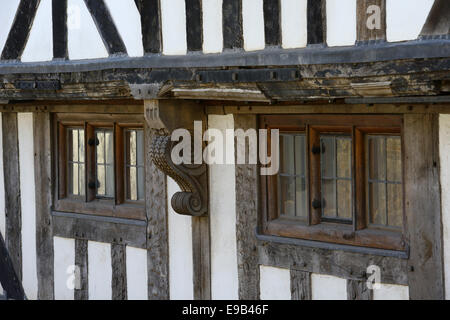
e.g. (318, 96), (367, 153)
(185, 0), (203, 52)
(83, 0), (127, 55)
(74, 239), (88, 300)
(263, 0), (281, 47)
(356, 0), (386, 42)
(420, 0), (450, 37)
(223, 0), (243, 50)
(52, 0), (68, 59)
(290, 269), (311, 300)
(404, 114), (445, 299)
(2, 113), (22, 282)
(347, 279), (372, 300)
(192, 216), (211, 300)
(34, 112), (54, 300)
(0, 232), (25, 300)
(307, 0), (326, 45)
(139, 0), (162, 54)
(1, 0), (41, 60)
(111, 244), (127, 300)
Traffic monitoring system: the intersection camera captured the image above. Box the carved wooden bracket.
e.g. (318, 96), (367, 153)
(146, 100), (208, 217)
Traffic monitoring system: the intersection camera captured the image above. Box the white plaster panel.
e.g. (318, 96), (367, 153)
(0, 114), (5, 238)
(168, 177), (194, 300)
(386, 0), (434, 42)
(202, 0), (223, 53)
(311, 274), (347, 300)
(21, 0), (53, 62)
(373, 283), (409, 300)
(0, 0), (20, 56)
(439, 114), (450, 300)
(104, 0), (144, 57)
(281, 0), (307, 49)
(88, 241), (112, 300)
(160, 0), (187, 55)
(326, 0), (356, 47)
(208, 114), (239, 300)
(18, 113), (38, 300)
(53, 237), (75, 300)
(67, 0), (108, 60)
(259, 265), (291, 300)
(242, 0), (265, 51)
(126, 246), (148, 300)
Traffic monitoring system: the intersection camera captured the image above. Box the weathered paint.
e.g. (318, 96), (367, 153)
(326, 0), (356, 47)
(104, 0), (144, 57)
(0, 0), (20, 56)
(202, 0), (223, 53)
(160, 0), (187, 55)
(67, 0), (108, 60)
(281, 0), (307, 49)
(440, 114), (450, 300)
(242, 0), (265, 51)
(0, 114), (5, 238)
(373, 283), (409, 300)
(386, 0), (434, 42)
(21, 0), (53, 62)
(208, 115), (239, 300)
(53, 236), (75, 300)
(126, 246), (148, 300)
(311, 274), (347, 300)
(18, 113), (38, 300)
(88, 241), (112, 300)
(168, 177), (194, 300)
(259, 265), (291, 300)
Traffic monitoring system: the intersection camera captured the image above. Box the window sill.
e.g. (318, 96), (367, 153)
(265, 218), (406, 252)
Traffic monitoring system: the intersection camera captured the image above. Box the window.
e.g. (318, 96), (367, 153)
(54, 114), (146, 220)
(261, 115), (405, 251)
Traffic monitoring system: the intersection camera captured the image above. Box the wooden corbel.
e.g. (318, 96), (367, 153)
(145, 100), (208, 217)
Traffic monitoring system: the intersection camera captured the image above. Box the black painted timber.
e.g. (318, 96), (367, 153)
(263, 0), (281, 47)
(223, 0), (243, 50)
(140, 0), (162, 54)
(307, 0), (325, 45)
(1, 0), (41, 60)
(185, 0), (203, 52)
(0, 233), (25, 300)
(52, 0), (68, 59)
(83, 0), (127, 55)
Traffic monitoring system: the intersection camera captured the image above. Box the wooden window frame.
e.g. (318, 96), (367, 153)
(53, 113), (146, 221)
(260, 114), (407, 251)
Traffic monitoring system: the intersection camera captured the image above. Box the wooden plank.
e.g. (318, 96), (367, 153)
(403, 113), (445, 299)
(234, 114), (260, 300)
(347, 279), (372, 300)
(74, 239), (88, 300)
(0, 232), (25, 300)
(192, 216), (211, 300)
(139, 0), (162, 54)
(111, 244), (127, 300)
(357, 0), (386, 42)
(420, 0), (450, 37)
(307, 0), (326, 45)
(33, 112), (55, 300)
(2, 112), (22, 281)
(144, 123), (169, 299)
(185, 0), (203, 52)
(223, 0), (243, 50)
(263, 0), (281, 47)
(1, 0), (41, 60)
(52, 0), (68, 59)
(290, 269), (311, 300)
(83, 0), (127, 55)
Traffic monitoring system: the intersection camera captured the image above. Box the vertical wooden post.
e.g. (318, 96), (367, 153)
(356, 0), (386, 42)
(291, 269), (311, 300)
(192, 216), (211, 300)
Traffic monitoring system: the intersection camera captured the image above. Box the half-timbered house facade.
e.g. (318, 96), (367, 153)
(0, 0), (449, 300)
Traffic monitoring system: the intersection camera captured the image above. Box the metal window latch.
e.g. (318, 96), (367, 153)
(88, 181), (97, 189)
(88, 138), (99, 146)
(311, 145), (321, 154)
(312, 199), (322, 209)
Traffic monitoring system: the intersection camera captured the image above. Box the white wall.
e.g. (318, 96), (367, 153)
(21, 0), (53, 62)
(53, 237), (75, 300)
(168, 177), (194, 300)
(160, 0), (187, 55)
(326, 0), (356, 47)
(67, 0), (108, 60)
(88, 241), (112, 300)
(386, 0), (434, 42)
(242, 0), (265, 51)
(281, 0), (307, 49)
(126, 246), (148, 300)
(0, 0), (20, 57)
(208, 115), (239, 300)
(311, 274), (347, 300)
(373, 283), (409, 300)
(259, 266), (291, 300)
(440, 114), (450, 300)
(202, 0), (223, 53)
(0, 114), (5, 238)
(18, 113), (38, 300)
